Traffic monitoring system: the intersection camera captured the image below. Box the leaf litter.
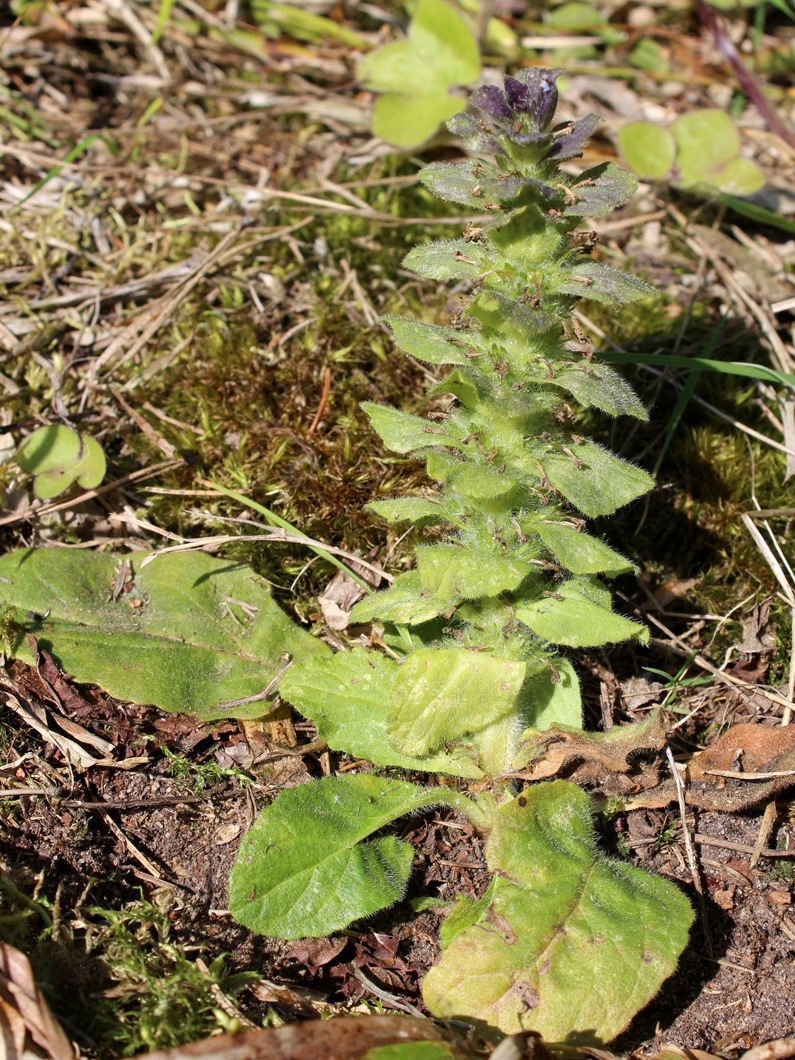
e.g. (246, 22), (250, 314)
(1, 0), (795, 1056)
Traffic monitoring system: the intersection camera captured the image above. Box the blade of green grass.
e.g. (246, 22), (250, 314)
(600, 350), (795, 390)
(204, 480), (374, 593)
(8, 135), (106, 211)
(650, 319), (725, 476)
(713, 193), (795, 236)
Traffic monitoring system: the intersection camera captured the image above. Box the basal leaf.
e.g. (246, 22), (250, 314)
(618, 122), (676, 181)
(403, 240), (492, 281)
(565, 163), (638, 217)
(280, 649), (483, 778)
(537, 439), (653, 517)
(0, 549), (325, 720)
(423, 781), (694, 1041)
(350, 570), (456, 626)
(439, 877), (498, 949)
(384, 316), (473, 366)
(417, 544), (529, 599)
(560, 262), (654, 305)
(534, 520), (633, 576)
(388, 647), (526, 757)
(362, 403), (462, 454)
(515, 577), (647, 647)
(229, 775), (442, 938)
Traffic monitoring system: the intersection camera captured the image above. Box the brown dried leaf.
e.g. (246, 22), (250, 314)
(513, 711), (666, 792)
(127, 1015), (463, 1060)
(686, 722), (795, 812)
(0, 943), (75, 1060)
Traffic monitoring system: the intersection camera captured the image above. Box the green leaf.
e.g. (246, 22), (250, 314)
(515, 577), (647, 647)
(560, 262), (654, 305)
(421, 161), (544, 209)
(388, 647), (526, 757)
(534, 521), (634, 576)
(519, 658), (582, 731)
(565, 163), (639, 217)
(550, 363), (648, 420)
(280, 648), (483, 778)
(384, 316), (473, 366)
(537, 439), (653, 517)
(710, 156), (766, 196)
(417, 544), (528, 599)
(618, 122), (676, 181)
(350, 570), (456, 626)
(409, 0), (480, 84)
(0, 549), (325, 719)
(371, 91), (466, 149)
(403, 240), (492, 281)
(73, 435), (107, 489)
(672, 109), (739, 185)
(367, 495), (452, 525)
(229, 775), (442, 938)
(449, 461), (519, 501)
(439, 877), (498, 948)
(362, 403), (462, 454)
(16, 425), (106, 500)
(359, 40), (447, 94)
(423, 781), (694, 1041)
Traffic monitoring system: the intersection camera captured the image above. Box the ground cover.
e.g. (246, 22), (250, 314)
(0, 0), (795, 1057)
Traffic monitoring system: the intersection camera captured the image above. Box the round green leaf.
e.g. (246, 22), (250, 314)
(74, 434), (107, 489)
(712, 155), (766, 196)
(617, 122), (676, 181)
(409, 0), (480, 84)
(671, 109), (739, 185)
(16, 425), (81, 475)
(371, 91), (466, 149)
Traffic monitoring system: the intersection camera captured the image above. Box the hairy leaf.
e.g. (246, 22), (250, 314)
(423, 781), (693, 1041)
(417, 544), (529, 599)
(534, 521), (633, 576)
(229, 775), (443, 938)
(565, 163), (639, 217)
(561, 262), (654, 305)
(281, 649), (483, 778)
(362, 403), (462, 454)
(515, 577), (647, 647)
(384, 316), (473, 366)
(0, 549), (324, 719)
(518, 658), (582, 731)
(537, 439), (653, 517)
(388, 647), (526, 757)
(403, 240), (493, 281)
(551, 363), (648, 420)
(366, 495), (452, 525)
(349, 570), (456, 626)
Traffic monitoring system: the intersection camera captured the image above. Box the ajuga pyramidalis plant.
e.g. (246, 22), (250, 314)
(230, 70), (693, 1044)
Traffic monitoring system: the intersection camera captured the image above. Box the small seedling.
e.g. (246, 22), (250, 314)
(619, 110), (765, 195)
(15, 424), (106, 500)
(357, 0), (481, 148)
